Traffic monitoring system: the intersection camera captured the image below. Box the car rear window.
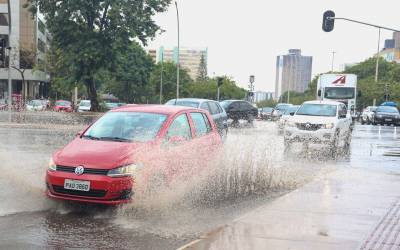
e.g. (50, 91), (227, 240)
(208, 102), (221, 115)
(377, 106), (399, 113)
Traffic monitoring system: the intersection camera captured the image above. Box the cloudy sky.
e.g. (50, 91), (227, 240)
(147, 0), (399, 92)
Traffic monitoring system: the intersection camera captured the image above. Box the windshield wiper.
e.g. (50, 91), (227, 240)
(82, 135), (100, 140)
(99, 137), (132, 142)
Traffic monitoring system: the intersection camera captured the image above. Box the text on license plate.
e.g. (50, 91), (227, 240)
(64, 179), (90, 191)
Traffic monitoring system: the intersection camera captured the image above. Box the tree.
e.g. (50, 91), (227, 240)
(149, 61), (193, 103)
(344, 57), (400, 107)
(26, 0), (171, 111)
(196, 53), (207, 81)
(10, 47), (37, 100)
(101, 42), (154, 104)
(186, 77), (247, 100)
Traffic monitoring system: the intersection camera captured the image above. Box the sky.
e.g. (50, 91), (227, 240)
(147, 0), (400, 92)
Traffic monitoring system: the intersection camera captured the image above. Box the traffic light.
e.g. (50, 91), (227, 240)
(0, 38), (5, 67)
(217, 77), (224, 88)
(322, 10), (335, 32)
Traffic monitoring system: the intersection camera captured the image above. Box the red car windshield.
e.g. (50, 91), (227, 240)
(83, 112), (167, 142)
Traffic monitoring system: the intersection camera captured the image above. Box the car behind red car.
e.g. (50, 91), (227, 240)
(46, 105), (222, 205)
(54, 100), (73, 112)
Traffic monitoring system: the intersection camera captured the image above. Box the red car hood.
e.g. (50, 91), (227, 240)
(54, 138), (151, 169)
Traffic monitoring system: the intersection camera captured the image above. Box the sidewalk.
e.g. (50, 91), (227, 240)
(180, 167), (400, 250)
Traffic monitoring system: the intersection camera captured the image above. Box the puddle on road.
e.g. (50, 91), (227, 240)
(0, 120), (337, 241)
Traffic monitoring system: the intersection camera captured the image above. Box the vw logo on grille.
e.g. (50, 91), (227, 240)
(75, 166), (85, 176)
(305, 123), (312, 129)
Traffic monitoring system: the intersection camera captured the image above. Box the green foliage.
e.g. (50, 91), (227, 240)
(26, 0), (171, 110)
(344, 58), (400, 108)
(196, 53), (208, 81)
(186, 77), (247, 101)
(148, 62), (193, 103)
(101, 42), (154, 104)
(256, 99), (277, 108)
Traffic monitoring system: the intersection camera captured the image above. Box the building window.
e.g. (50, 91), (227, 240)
(0, 14), (8, 26)
(38, 39), (46, 53)
(38, 19), (46, 34)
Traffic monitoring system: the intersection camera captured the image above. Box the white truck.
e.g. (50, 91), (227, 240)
(317, 74), (359, 115)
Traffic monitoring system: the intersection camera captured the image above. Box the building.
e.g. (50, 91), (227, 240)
(377, 32), (400, 63)
(148, 49), (157, 63)
(253, 91), (274, 103)
(275, 49), (312, 100)
(155, 47), (208, 80)
(0, 0), (49, 103)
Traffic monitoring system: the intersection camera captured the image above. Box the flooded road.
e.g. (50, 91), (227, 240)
(0, 118), (398, 249)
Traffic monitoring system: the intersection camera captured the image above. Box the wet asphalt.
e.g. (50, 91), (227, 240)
(0, 118), (399, 250)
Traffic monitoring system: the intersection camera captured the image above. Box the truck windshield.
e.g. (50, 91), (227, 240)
(324, 87), (355, 99)
(325, 87), (355, 99)
(296, 104), (337, 117)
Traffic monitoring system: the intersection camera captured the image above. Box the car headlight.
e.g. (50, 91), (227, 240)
(48, 158), (56, 171)
(323, 123), (334, 129)
(286, 121), (296, 127)
(107, 164), (139, 178)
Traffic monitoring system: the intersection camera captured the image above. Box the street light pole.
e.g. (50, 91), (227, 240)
(7, 0), (11, 121)
(160, 51), (164, 104)
(331, 51), (336, 72)
(375, 28), (381, 83)
(174, 1), (180, 101)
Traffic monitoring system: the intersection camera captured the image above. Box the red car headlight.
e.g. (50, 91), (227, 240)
(48, 158), (56, 172)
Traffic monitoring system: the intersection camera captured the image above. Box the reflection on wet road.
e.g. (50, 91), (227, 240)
(0, 121), (398, 249)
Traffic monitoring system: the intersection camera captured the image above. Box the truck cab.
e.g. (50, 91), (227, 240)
(317, 74), (359, 115)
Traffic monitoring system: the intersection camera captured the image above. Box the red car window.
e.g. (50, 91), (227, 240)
(190, 112), (210, 137)
(166, 113), (192, 140)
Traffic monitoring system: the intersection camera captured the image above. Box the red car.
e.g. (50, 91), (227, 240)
(46, 105), (222, 205)
(54, 100), (73, 112)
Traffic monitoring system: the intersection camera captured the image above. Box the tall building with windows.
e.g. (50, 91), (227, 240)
(155, 47), (208, 80)
(0, 0), (49, 102)
(275, 49), (312, 100)
(377, 32), (400, 63)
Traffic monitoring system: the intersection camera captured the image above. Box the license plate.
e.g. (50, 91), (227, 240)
(64, 179), (90, 192)
(385, 119), (392, 122)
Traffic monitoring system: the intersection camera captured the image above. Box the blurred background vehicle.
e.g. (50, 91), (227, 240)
(77, 100), (91, 112)
(380, 101), (398, 107)
(271, 103), (292, 121)
(277, 105), (300, 134)
(26, 99), (46, 111)
(372, 105), (400, 126)
(259, 107), (274, 120)
(54, 100), (73, 112)
(166, 98), (228, 140)
(361, 106), (377, 125)
(220, 100), (258, 126)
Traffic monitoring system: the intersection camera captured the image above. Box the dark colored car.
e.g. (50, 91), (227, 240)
(372, 106), (400, 126)
(220, 100), (258, 124)
(165, 98), (228, 139)
(259, 107), (274, 120)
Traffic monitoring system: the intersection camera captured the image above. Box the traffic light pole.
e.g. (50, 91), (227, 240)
(328, 16), (400, 83)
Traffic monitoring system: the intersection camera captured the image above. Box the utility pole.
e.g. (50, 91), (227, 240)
(375, 28), (381, 83)
(249, 75), (255, 103)
(7, 0), (11, 121)
(331, 51), (336, 72)
(174, 1), (180, 101)
(159, 51), (164, 104)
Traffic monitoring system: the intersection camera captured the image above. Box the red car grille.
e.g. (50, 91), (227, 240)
(52, 185), (107, 198)
(56, 165), (109, 175)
